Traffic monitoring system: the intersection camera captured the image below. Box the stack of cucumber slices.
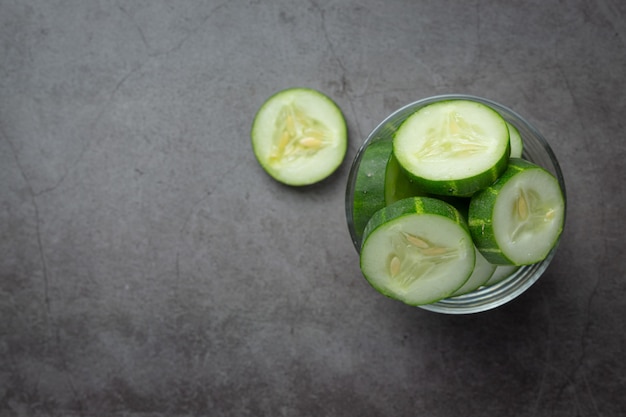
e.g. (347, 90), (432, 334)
(353, 99), (565, 306)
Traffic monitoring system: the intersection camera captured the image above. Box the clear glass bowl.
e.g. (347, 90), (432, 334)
(345, 94), (567, 314)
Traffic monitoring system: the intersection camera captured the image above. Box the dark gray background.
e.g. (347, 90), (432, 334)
(1, 0), (625, 416)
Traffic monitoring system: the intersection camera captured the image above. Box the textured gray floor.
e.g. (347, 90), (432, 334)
(1, 0), (625, 416)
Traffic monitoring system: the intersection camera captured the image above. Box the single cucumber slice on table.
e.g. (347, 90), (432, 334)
(251, 87), (347, 186)
(506, 122), (523, 158)
(360, 197), (476, 306)
(451, 246), (497, 296)
(393, 100), (510, 196)
(468, 158), (565, 265)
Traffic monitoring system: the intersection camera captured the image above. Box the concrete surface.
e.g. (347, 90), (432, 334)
(1, 0), (625, 416)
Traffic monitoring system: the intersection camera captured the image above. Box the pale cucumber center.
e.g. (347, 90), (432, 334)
(509, 187), (556, 243)
(492, 168), (564, 265)
(414, 111), (490, 162)
(387, 232), (459, 289)
(269, 103), (331, 165)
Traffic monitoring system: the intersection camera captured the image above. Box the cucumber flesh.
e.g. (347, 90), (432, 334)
(506, 122), (523, 158)
(353, 141), (428, 241)
(393, 100), (510, 196)
(251, 88), (347, 186)
(469, 158), (565, 265)
(384, 153), (427, 205)
(451, 246), (496, 296)
(485, 265), (520, 286)
(360, 197), (475, 306)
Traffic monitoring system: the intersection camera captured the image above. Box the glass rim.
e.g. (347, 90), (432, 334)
(345, 94), (566, 314)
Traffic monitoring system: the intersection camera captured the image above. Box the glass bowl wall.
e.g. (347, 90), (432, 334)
(345, 94), (566, 314)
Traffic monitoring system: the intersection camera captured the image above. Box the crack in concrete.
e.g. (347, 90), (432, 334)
(1, 125), (52, 331)
(308, 0), (363, 142)
(2, 123), (90, 412)
(116, 1), (229, 60)
(179, 190), (213, 237)
(33, 61), (147, 198)
(555, 63), (592, 154)
(116, 1), (152, 53)
(157, 2), (229, 60)
(34, 2), (230, 199)
(552, 60), (603, 417)
(2, 121), (86, 415)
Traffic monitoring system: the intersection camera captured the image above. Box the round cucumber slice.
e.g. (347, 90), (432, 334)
(251, 88), (347, 186)
(451, 246), (496, 296)
(360, 197), (476, 306)
(507, 122), (523, 158)
(352, 140), (393, 241)
(468, 158), (565, 265)
(393, 100), (510, 196)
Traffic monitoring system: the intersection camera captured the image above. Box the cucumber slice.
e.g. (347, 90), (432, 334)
(506, 122), (523, 158)
(360, 197), (475, 306)
(352, 141), (428, 241)
(384, 153), (427, 205)
(468, 158), (565, 265)
(451, 246), (497, 296)
(251, 88), (347, 186)
(352, 141), (393, 241)
(485, 265), (520, 286)
(393, 100), (510, 196)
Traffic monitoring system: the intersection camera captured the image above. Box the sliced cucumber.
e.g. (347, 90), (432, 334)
(384, 153), (427, 205)
(352, 140), (393, 241)
(251, 87), (347, 186)
(352, 141), (428, 241)
(393, 100), (510, 196)
(507, 122), (523, 158)
(451, 246), (496, 296)
(360, 197), (475, 306)
(468, 158), (565, 265)
(485, 265), (520, 286)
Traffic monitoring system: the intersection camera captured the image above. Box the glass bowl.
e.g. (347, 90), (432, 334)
(345, 94), (566, 314)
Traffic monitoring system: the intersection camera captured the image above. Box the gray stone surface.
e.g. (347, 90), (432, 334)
(1, 0), (625, 416)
